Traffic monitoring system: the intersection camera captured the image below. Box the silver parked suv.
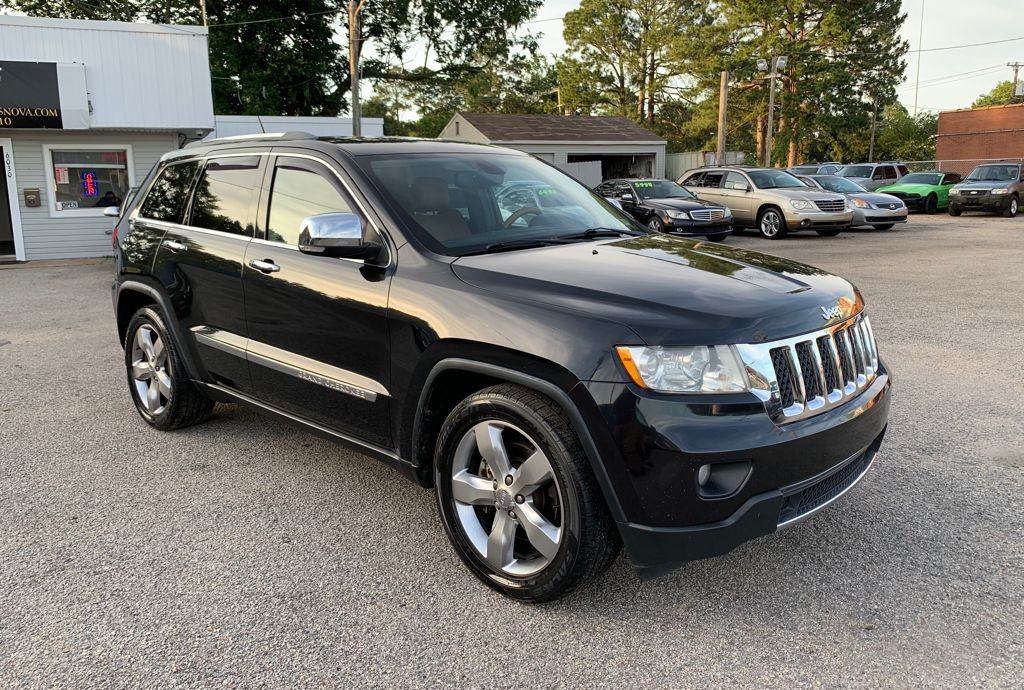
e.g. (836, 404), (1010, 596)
(679, 167), (853, 239)
(836, 162), (909, 191)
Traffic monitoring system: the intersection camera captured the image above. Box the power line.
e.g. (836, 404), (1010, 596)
(894, 64), (1005, 93)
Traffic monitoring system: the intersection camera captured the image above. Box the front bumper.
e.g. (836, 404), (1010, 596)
(852, 206), (908, 226)
(950, 193), (1009, 212)
(662, 217), (733, 237)
(782, 208), (853, 229)
(585, 363), (891, 578)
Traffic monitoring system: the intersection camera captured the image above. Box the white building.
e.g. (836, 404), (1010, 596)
(439, 112), (667, 188)
(208, 115), (384, 140)
(0, 16), (214, 261)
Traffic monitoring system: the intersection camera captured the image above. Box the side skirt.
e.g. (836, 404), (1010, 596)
(197, 381), (420, 483)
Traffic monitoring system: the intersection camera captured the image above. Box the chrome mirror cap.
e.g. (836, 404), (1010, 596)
(298, 212), (380, 261)
(103, 206), (121, 218)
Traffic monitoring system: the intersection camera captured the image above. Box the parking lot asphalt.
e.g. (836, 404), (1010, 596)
(1, 212), (1022, 689)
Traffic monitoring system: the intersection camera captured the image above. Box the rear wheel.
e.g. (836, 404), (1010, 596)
(1004, 195), (1018, 218)
(757, 207), (787, 239)
(646, 216), (665, 232)
(924, 194), (938, 214)
(435, 384), (620, 602)
(873, 223), (896, 230)
(124, 306), (213, 431)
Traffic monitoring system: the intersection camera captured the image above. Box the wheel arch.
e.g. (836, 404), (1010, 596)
(115, 280), (204, 381)
(408, 356), (628, 523)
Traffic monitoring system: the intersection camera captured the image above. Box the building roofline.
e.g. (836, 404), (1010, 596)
(0, 14), (207, 36)
(939, 102), (1024, 115)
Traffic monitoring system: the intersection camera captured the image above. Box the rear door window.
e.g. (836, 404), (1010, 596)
(681, 172), (704, 187)
(702, 171), (725, 188)
(138, 161), (200, 223)
(723, 172), (748, 190)
(189, 156), (262, 236)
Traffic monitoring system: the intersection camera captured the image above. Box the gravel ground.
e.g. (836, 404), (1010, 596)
(1, 213), (1021, 689)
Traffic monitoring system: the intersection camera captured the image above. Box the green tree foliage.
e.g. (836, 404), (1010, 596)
(972, 80), (1015, 108)
(870, 104), (937, 161)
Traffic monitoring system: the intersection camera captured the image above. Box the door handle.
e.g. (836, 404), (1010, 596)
(249, 259), (280, 274)
(163, 239), (187, 252)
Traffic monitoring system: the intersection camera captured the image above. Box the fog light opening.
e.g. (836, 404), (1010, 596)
(696, 460), (753, 499)
(697, 464), (711, 487)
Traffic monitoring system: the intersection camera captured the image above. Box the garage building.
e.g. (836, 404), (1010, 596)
(439, 113), (667, 187)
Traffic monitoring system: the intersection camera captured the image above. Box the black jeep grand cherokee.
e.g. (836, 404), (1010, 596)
(111, 135), (891, 602)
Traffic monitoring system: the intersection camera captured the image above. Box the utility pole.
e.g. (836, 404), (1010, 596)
(868, 98), (878, 162)
(716, 71), (728, 166)
(347, 1), (365, 137)
(1009, 61), (1023, 103)
(912, 0), (925, 115)
(758, 54), (787, 167)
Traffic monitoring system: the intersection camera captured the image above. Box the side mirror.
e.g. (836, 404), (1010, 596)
(621, 193), (635, 203)
(298, 212), (381, 261)
(103, 206), (121, 218)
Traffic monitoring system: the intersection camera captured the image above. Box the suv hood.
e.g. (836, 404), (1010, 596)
(451, 234), (862, 346)
(765, 188), (845, 203)
(955, 180), (1014, 190)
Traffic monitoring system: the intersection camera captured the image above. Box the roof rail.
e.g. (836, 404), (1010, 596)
(184, 131), (318, 149)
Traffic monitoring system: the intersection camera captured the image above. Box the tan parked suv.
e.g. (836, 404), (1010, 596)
(679, 167), (853, 239)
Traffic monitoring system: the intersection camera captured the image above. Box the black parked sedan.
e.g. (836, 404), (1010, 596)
(595, 178), (733, 241)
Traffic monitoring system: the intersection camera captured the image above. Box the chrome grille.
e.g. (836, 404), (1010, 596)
(814, 198), (846, 213)
(736, 314), (879, 424)
(690, 208), (726, 221)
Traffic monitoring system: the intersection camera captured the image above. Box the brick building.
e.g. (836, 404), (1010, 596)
(935, 104), (1024, 174)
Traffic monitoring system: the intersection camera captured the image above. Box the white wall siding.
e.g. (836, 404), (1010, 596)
(10, 131), (175, 260)
(0, 16), (214, 131)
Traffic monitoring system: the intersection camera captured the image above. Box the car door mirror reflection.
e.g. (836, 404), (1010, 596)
(298, 212), (382, 261)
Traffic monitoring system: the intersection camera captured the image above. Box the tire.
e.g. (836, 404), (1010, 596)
(873, 223), (896, 230)
(646, 216), (665, 232)
(434, 384), (621, 602)
(124, 306), (213, 431)
(948, 206), (962, 217)
(757, 207), (787, 239)
(705, 232), (729, 242)
(1003, 195), (1018, 218)
(815, 228), (842, 237)
(924, 194), (938, 214)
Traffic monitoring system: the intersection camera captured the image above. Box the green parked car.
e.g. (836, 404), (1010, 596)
(875, 171), (962, 214)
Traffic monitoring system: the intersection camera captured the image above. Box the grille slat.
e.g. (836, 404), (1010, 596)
(738, 314), (880, 424)
(690, 209), (726, 221)
(813, 199), (846, 213)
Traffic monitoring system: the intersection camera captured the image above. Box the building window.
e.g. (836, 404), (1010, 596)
(47, 148), (131, 212)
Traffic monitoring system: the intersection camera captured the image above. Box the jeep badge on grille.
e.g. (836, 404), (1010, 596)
(821, 304), (844, 320)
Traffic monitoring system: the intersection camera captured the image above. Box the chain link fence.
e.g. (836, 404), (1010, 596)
(901, 158), (1021, 176)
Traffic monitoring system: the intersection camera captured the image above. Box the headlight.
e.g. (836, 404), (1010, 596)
(790, 199), (814, 210)
(615, 345), (749, 393)
(949, 188), (960, 195)
(992, 188), (1009, 195)
(665, 210), (690, 220)
(722, 207), (732, 216)
(851, 197), (871, 208)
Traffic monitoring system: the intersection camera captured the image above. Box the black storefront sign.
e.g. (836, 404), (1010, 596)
(0, 61), (63, 129)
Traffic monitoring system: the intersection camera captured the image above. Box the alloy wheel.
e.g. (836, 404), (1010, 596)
(761, 210), (782, 237)
(449, 420), (564, 577)
(130, 324), (171, 415)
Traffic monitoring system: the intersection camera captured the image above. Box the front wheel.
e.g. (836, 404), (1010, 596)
(873, 223), (896, 230)
(124, 306), (213, 430)
(705, 232), (729, 242)
(758, 207), (788, 239)
(1004, 195), (1018, 218)
(948, 206), (962, 217)
(924, 194), (938, 214)
(646, 216), (665, 232)
(815, 228), (843, 237)
(435, 384), (620, 602)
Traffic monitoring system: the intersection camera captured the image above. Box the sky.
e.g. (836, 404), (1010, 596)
(406, 0), (1020, 115)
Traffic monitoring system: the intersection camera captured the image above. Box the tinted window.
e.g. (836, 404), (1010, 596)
(820, 165), (839, 175)
(942, 173), (961, 185)
(702, 171), (725, 188)
(266, 160), (355, 245)
(139, 161), (199, 223)
(748, 170), (805, 189)
(190, 156), (261, 236)
(839, 165), (873, 178)
(897, 165), (909, 176)
(681, 172), (704, 186)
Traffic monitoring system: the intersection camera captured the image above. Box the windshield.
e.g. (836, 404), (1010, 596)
(813, 176), (866, 193)
(748, 170), (807, 189)
(632, 180), (695, 200)
(790, 166), (818, 175)
(838, 165), (873, 178)
(965, 164), (1020, 182)
(899, 173), (942, 185)
(355, 152), (639, 255)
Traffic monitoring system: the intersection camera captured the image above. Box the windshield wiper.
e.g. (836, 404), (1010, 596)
(463, 238), (568, 255)
(556, 227), (645, 241)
